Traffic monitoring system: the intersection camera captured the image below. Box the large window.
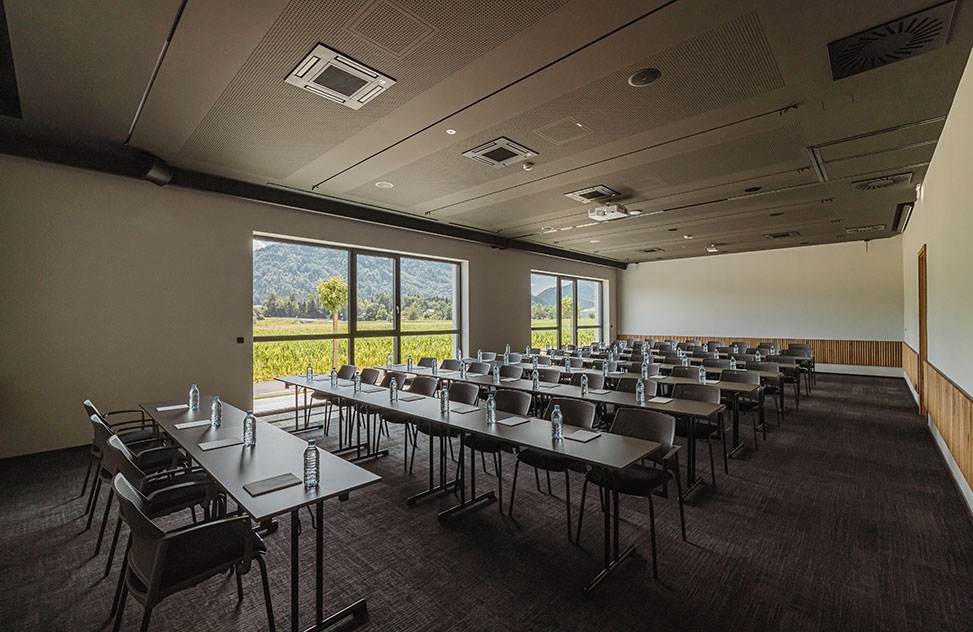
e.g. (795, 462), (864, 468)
(530, 272), (603, 348)
(253, 237), (461, 392)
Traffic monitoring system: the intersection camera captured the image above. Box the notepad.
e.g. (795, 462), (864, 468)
(648, 397), (672, 404)
(156, 404), (189, 412)
(539, 383), (560, 389)
(396, 394), (424, 402)
(174, 420), (212, 430)
(649, 375), (665, 379)
(362, 387), (384, 393)
(565, 429), (601, 442)
(449, 403), (481, 414)
(589, 388), (610, 394)
(496, 416), (529, 427)
(467, 372), (486, 377)
(705, 379), (719, 385)
(243, 473), (301, 497)
(199, 437), (243, 451)
(500, 377), (519, 382)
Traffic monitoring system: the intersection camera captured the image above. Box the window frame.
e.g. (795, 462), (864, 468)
(530, 272), (604, 348)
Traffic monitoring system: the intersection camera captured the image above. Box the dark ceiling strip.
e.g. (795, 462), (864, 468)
(311, 0), (682, 189)
(0, 0), (22, 118)
(502, 239), (627, 269)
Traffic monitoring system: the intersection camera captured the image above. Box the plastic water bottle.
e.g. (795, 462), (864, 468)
(407, 355), (413, 371)
(210, 396), (222, 427)
(641, 362), (649, 379)
(602, 362), (609, 379)
(189, 384), (199, 411)
(525, 345), (531, 355)
(330, 367), (338, 387)
(503, 350), (510, 365)
(493, 363), (501, 385)
(532, 355), (538, 371)
(714, 350), (720, 359)
(432, 362), (438, 376)
(702, 344), (708, 352)
(477, 349), (483, 363)
(486, 394), (496, 424)
(636, 378), (645, 404)
(386, 354), (392, 369)
(457, 347), (462, 360)
(733, 345), (739, 354)
(551, 405), (563, 440)
(531, 369), (539, 390)
(353, 371), (361, 393)
(755, 350), (762, 362)
(730, 357), (737, 370)
(389, 377), (398, 402)
(505, 343), (510, 354)
(580, 373), (589, 397)
(243, 410), (256, 447)
(698, 366), (706, 383)
(303, 440), (319, 489)
(306, 363), (313, 381)
(460, 362), (467, 379)
(565, 359), (572, 374)
(440, 387), (449, 414)
(682, 356), (689, 367)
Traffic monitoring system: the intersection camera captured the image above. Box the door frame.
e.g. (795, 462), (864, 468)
(918, 244), (927, 415)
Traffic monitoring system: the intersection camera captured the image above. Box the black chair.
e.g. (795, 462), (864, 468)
(440, 359), (463, 371)
(783, 348), (812, 394)
(467, 361), (491, 375)
(747, 361), (783, 422)
(671, 383), (725, 488)
(307, 364), (357, 431)
(111, 474), (275, 632)
(509, 398), (597, 542)
(417, 357), (437, 369)
(768, 355), (801, 410)
(536, 368), (560, 383)
(499, 364), (524, 379)
(460, 389), (531, 512)
(479, 351), (497, 362)
(381, 375), (438, 471)
(671, 366), (702, 380)
(81, 400), (159, 500)
(575, 409), (686, 578)
(535, 354), (553, 366)
(570, 372), (605, 390)
(718, 369), (763, 448)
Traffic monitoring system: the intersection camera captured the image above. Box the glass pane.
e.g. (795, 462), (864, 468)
(577, 328), (600, 346)
(400, 333), (456, 364)
(354, 336), (395, 369)
(530, 274), (557, 331)
(253, 339), (349, 384)
(253, 239), (349, 336)
(400, 258), (457, 332)
(559, 279), (575, 348)
(356, 255), (395, 331)
(577, 280), (601, 331)
(531, 329), (557, 349)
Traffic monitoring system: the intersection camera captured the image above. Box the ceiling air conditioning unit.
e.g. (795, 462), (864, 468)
(588, 204), (630, 222)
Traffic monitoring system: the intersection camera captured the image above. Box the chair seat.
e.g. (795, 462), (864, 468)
(517, 448), (573, 472)
(674, 419), (721, 439)
(414, 418), (460, 437)
(586, 464), (666, 497)
(461, 434), (513, 453)
(116, 428), (158, 445)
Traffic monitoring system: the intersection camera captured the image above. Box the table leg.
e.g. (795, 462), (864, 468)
(438, 433), (495, 521)
(584, 469), (636, 592)
(728, 392), (745, 458)
(408, 429), (458, 505)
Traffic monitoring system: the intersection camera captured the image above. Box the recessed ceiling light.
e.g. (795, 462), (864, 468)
(590, 239), (600, 243)
(628, 68), (661, 87)
(541, 226), (555, 232)
(706, 244), (719, 253)
(559, 227), (573, 231)
(683, 234), (693, 240)
(446, 129), (456, 135)
(375, 181), (394, 189)
(628, 209), (642, 215)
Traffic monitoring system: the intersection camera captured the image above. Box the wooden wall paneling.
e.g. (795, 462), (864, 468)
(902, 343), (920, 393)
(924, 362), (973, 490)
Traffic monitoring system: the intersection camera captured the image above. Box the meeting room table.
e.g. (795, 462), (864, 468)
(141, 395), (380, 632)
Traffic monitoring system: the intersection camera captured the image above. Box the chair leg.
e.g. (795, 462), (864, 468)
(673, 455), (687, 542)
(509, 459), (521, 517)
(79, 453), (95, 498)
(721, 417), (729, 475)
(481, 452), (489, 475)
(139, 607), (152, 632)
(494, 452), (504, 513)
(85, 475), (102, 527)
(112, 583), (128, 632)
(104, 516), (122, 577)
(564, 470), (572, 543)
(257, 555), (276, 632)
(546, 470), (553, 495)
(95, 487), (115, 556)
(575, 477), (589, 544)
(647, 493), (658, 579)
(706, 435), (717, 492)
(111, 538), (130, 619)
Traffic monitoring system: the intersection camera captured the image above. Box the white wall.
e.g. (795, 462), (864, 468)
(0, 156), (616, 458)
(618, 238), (904, 340)
(902, 46), (973, 395)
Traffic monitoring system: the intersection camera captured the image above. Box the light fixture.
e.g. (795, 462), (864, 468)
(541, 226), (555, 232)
(590, 239), (600, 243)
(706, 244), (719, 253)
(375, 181), (394, 189)
(628, 68), (662, 87)
(683, 234), (693, 240)
(523, 162), (534, 171)
(628, 209), (642, 215)
(446, 129), (456, 135)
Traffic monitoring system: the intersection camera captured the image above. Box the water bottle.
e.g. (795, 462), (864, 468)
(389, 377), (398, 402)
(636, 379), (645, 404)
(486, 394), (496, 424)
(602, 362), (609, 379)
(353, 371), (361, 393)
(303, 440), (319, 489)
(210, 396), (222, 427)
(460, 362), (467, 379)
(698, 366), (706, 383)
(580, 373), (589, 397)
(386, 354), (392, 369)
(730, 357), (737, 370)
(565, 359), (572, 374)
(306, 363), (313, 381)
(714, 350), (720, 359)
(531, 369), (539, 390)
(440, 387), (449, 414)
(532, 355), (538, 371)
(243, 410), (256, 447)
(682, 356), (689, 367)
(493, 363), (500, 385)
(457, 347), (462, 360)
(551, 405), (563, 440)
(525, 345), (531, 355)
(733, 344), (739, 354)
(477, 349), (483, 363)
(407, 355), (413, 371)
(702, 344), (708, 352)
(432, 362), (438, 376)
(641, 362), (649, 379)
(505, 343), (510, 354)
(330, 367), (338, 387)
(755, 350), (762, 362)
(503, 350), (510, 365)
(189, 384), (199, 411)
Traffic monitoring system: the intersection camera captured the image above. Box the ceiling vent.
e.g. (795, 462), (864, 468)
(763, 231), (801, 240)
(828, 1), (956, 81)
(285, 44), (395, 110)
(534, 117), (594, 145)
(892, 202), (914, 233)
(462, 137), (536, 168)
(852, 172), (913, 191)
(846, 224), (887, 234)
(564, 185), (619, 204)
(588, 204), (631, 222)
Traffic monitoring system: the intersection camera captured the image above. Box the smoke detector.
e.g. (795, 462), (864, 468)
(285, 44), (395, 110)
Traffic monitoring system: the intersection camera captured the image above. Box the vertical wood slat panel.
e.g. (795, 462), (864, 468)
(924, 361), (973, 490)
(902, 343), (919, 392)
(616, 335), (901, 366)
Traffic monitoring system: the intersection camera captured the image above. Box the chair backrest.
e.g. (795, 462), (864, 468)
(337, 364), (357, 379)
(499, 365), (523, 379)
(676, 342), (691, 351)
(671, 383), (720, 404)
(642, 363), (661, 377)
(543, 398), (596, 429)
(480, 351), (497, 361)
(507, 352), (523, 363)
(730, 341), (750, 352)
(529, 347), (541, 355)
(89, 414), (117, 456)
(671, 366), (701, 380)
(767, 355), (797, 365)
(626, 338), (641, 348)
(663, 353), (682, 364)
(537, 368), (561, 383)
(691, 350), (710, 358)
(656, 343), (673, 352)
(626, 362), (641, 375)
(565, 344), (577, 352)
(788, 343), (813, 354)
(615, 377), (657, 397)
(448, 381), (479, 405)
(757, 343), (778, 354)
(417, 357), (437, 368)
(407, 375), (439, 397)
(746, 361), (780, 373)
(536, 355), (552, 365)
(360, 368), (381, 384)
(440, 359), (463, 371)
(703, 358), (731, 369)
(106, 433), (148, 484)
(719, 369), (759, 385)
(494, 389), (532, 415)
(716, 346), (733, 355)
(113, 473), (166, 585)
(610, 408), (675, 452)
(685, 340), (702, 346)
(564, 357), (584, 368)
(570, 372), (604, 389)
(782, 349), (805, 357)
(380, 371), (408, 388)
(734, 353), (755, 363)
(83, 399), (105, 422)
(467, 362), (491, 375)
(706, 341), (725, 349)
(644, 338), (659, 346)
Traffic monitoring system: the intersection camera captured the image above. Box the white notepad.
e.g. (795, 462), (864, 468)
(589, 388), (610, 394)
(500, 377), (519, 382)
(157, 404), (189, 412)
(198, 437), (243, 451)
(705, 379), (719, 385)
(649, 397), (672, 404)
(539, 383), (559, 389)
(449, 403), (481, 414)
(565, 429), (601, 442)
(174, 420), (211, 430)
(496, 416), (529, 427)
(396, 394), (424, 402)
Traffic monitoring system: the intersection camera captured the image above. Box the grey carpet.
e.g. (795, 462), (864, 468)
(1, 374), (972, 631)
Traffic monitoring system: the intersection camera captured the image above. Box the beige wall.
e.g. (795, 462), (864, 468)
(0, 155), (616, 458)
(618, 238), (904, 341)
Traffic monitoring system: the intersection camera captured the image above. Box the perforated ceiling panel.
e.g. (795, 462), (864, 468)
(347, 11), (784, 209)
(178, 0), (571, 177)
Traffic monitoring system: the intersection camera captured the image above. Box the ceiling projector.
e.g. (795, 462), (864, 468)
(588, 204), (630, 222)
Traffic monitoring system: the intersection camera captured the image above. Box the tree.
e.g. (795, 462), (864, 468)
(561, 296), (574, 322)
(317, 276), (349, 369)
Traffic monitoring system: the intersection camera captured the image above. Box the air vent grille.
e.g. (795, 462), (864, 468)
(852, 172), (913, 191)
(846, 224), (886, 234)
(763, 231), (801, 240)
(564, 185), (619, 204)
(461, 137), (536, 168)
(828, 1), (956, 80)
(285, 44), (395, 110)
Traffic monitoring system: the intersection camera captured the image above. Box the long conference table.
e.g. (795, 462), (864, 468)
(141, 395), (380, 632)
(278, 374), (665, 590)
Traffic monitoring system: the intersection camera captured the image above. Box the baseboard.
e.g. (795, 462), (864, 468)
(816, 364), (903, 377)
(904, 370), (920, 406)
(928, 415), (973, 525)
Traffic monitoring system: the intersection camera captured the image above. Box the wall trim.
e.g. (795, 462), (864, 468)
(928, 414), (973, 525)
(816, 364), (904, 377)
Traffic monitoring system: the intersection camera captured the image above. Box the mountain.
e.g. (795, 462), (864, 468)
(530, 282), (598, 309)
(252, 242), (454, 304)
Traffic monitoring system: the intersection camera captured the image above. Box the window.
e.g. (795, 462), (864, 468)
(253, 237), (461, 394)
(530, 272), (603, 348)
